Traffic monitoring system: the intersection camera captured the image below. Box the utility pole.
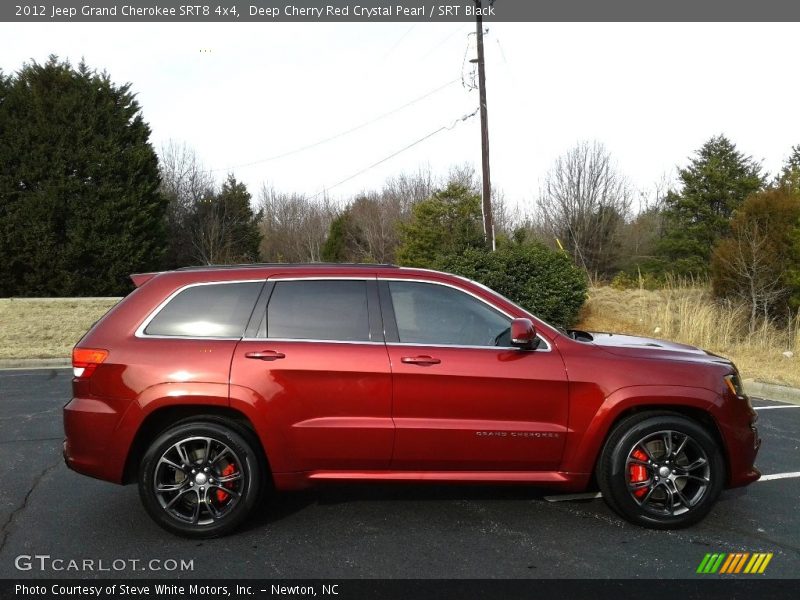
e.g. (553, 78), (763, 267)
(474, 0), (495, 250)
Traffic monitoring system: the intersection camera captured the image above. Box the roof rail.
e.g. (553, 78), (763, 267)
(174, 262), (399, 271)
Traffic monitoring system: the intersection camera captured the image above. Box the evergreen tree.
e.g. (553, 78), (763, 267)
(655, 136), (764, 275)
(776, 145), (800, 193)
(0, 57), (167, 296)
(396, 183), (485, 268)
(189, 174), (261, 265)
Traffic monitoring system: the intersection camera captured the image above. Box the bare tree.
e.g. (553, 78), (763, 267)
(536, 141), (633, 276)
(258, 185), (336, 262)
(713, 221), (786, 332)
(159, 141), (216, 267)
(382, 166), (435, 217)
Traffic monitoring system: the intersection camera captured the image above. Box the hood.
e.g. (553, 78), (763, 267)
(568, 330), (733, 367)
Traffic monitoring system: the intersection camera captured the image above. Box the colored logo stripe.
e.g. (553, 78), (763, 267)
(698, 552), (773, 574)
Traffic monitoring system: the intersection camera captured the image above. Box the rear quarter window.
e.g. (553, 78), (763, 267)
(143, 281), (264, 338)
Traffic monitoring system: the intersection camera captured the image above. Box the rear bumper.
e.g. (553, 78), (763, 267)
(63, 396), (127, 483)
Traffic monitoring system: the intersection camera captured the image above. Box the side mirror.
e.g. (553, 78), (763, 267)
(510, 318), (538, 350)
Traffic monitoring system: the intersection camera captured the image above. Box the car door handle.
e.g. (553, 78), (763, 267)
(401, 355), (441, 366)
(245, 350), (286, 361)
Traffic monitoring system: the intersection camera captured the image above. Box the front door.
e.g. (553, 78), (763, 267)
(381, 280), (569, 471)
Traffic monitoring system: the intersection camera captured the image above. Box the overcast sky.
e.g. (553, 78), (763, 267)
(2, 22), (799, 210)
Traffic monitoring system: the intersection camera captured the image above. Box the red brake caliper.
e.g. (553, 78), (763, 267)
(215, 463), (236, 503)
(629, 448), (649, 498)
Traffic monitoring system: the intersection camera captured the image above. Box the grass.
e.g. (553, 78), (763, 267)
(0, 298), (120, 360)
(577, 285), (800, 387)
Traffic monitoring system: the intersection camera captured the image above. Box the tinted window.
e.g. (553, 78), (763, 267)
(267, 280), (370, 342)
(388, 281), (510, 347)
(144, 282), (263, 338)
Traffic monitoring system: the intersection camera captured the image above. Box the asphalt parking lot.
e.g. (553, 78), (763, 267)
(0, 368), (798, 579)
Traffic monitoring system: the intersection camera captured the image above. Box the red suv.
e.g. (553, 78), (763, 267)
(63, 264), (760, 537)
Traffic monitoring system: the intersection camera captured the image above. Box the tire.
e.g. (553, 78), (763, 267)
(597, 412), (725, 529)
(138, 419), (263, 538)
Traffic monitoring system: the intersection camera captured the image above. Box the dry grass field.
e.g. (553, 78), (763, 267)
(578, 286), (800, 387)
(1, 289), (798, 387)
(0, 298), (120, 359)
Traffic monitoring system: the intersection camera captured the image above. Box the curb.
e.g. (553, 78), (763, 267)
(743, 380), (800, 406)
(0, 358), (71, 370)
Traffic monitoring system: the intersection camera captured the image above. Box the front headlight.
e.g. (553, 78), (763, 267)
(724, 373), (744, 397)
(724, 372), (751, 408)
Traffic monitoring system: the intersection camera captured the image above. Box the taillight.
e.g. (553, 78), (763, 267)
(72, 348), (108, 379)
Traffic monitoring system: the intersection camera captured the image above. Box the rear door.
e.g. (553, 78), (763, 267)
(230, 277), (394, 471)
(381, 279), (569, 471)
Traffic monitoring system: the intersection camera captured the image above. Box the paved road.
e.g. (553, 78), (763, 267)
(0, 369), (798, 579)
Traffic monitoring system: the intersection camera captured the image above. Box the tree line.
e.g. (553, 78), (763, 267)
(2, 57), (799, 329)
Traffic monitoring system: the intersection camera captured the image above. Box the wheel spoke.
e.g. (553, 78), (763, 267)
(203, 438), (213, 464)
(672, 434), (689, 459)
(673, 483), (693, 508)
(679, 457), (708, 472)
(211, 447), (231, 465)
(189, 489), (201, 524)
(158, 457), (185, 473)
(627, 457), (649, 467)
(639, 485), (658, 507)
(627, 479), (651, 491)
(163, 487), (192, 509)
(637, 442), (656, 462)
(216, 472), (242, 484)
(156, 481), (187, 493)
(663, 484), (676, 515)
(209, 483), (241, 499)
(662, 431), (673, 458)
(175, 442), (192, 467)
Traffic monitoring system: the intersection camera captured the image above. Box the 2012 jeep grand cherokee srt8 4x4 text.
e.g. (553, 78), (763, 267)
(63, 264), (760, 537)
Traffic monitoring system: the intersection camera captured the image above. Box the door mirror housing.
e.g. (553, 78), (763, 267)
(510, 318), (538, 350)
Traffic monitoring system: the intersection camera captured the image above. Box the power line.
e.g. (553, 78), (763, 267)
(211, 78), (460, 172)
(309, 108), (479, 199)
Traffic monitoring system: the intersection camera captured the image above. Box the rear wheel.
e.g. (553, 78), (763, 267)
(597, 412), (724, 529)
(138, 420), (262, 538)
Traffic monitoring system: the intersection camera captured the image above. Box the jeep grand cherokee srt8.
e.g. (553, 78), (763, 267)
(63, 264), (760, 537)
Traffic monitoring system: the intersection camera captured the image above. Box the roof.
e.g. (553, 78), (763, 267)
(174, 262), (399, 271)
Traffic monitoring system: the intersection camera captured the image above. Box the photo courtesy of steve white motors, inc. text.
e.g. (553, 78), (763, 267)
(15, 583), (338, 597)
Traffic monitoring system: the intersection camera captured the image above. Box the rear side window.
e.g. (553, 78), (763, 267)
(144, 282), (263, 338)
(267, 280), (370, 342)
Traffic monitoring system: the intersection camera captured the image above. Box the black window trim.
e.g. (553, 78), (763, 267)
(240, 276), (385, 344)
(377, 277), (552, 352)
(135, 279), (267, 340)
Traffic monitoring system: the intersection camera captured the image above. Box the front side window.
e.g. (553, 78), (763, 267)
(144, 281), (263, 338)
(388, 281), (511, 347)
(267, 280), (370, 342)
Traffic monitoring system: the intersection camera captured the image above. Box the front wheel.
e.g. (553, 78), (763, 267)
(597, 413), (725, 529)
(138, 420), (262, 538)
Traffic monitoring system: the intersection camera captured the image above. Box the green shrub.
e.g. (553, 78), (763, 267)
(436, 242), (588, 328)
(610, 270), (662, 290)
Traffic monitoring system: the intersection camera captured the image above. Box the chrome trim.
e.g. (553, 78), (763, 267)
(134, 279), (266, 339)
(135, 275), (551, 352)
(240, 337), (383, 345)
(268, 276), (374, 281)
(378, 277), (552, 352)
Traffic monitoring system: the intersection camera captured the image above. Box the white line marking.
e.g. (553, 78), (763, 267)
(545, 472), (800, 502)
(758, 472), (800, 481)
(544, 492), (603, 502)
(753, 405), (800, 410)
